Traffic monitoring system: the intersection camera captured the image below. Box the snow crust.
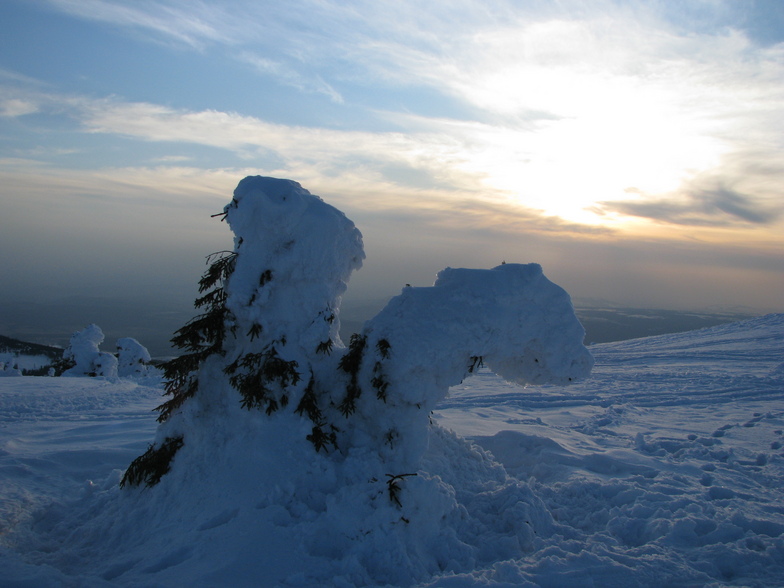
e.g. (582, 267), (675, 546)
(0, 314), (782, 586)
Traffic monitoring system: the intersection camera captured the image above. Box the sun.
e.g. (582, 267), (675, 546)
(443, 37), (730, 231)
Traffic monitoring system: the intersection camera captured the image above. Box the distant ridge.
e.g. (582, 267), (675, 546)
(0, 335), (62, 360)
(0, 308), (765, 362)
(574, 307), (755, 344)
(594, 311), (784, 349)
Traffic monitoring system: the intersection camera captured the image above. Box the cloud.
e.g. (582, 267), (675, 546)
(601, 188), (778, 227)
(43, 0), (234, 49)
(0, 83), (44, 117)
(63, 95), (482, 189)
(0, 67), (47, 86)
(0, 98), (38, 117)
(13, 1), (784, 240)
(237, 52), (344, 104)
(704, 188), (778, 224)
(7, 75), (782, 239)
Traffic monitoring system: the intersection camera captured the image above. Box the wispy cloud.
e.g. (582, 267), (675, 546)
(237, 52), (344, 103)
(0, 67), (48, 86)
(18, 0), (784, 239)
(0, 98), (38, 117)
(601, 187), (780, 227)
(43, 0), (234, 49)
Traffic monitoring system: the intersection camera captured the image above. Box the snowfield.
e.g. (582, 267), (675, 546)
(0, 313), (782, 587)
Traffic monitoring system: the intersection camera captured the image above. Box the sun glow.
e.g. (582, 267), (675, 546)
(463, 68), (727, 224)
(431, 19), (747, 230)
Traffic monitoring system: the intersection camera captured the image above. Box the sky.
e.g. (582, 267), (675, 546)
(1, 0), (783, 347)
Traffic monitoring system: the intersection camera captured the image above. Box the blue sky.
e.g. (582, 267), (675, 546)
(1, 0), (782, 339)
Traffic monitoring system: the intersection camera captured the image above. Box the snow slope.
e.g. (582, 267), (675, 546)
(1, 314), (782, 586)
(435, 313), (784, 586)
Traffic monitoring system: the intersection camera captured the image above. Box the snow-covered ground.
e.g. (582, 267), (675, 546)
(0, 353), (52, 375)
(435, 313), (784, 586)
(1, 314), (782, 586)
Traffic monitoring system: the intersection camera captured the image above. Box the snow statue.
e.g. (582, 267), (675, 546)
(61, 324), (118, 378)
(120, 176), (592, 583)
(116, 337), (151, 377)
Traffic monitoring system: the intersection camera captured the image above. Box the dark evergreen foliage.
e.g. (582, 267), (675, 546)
(306, 423), (338, 453)
(156, 251), (237, 423)
(468, 355), (484, 373)
(225, 347), (300, 414)
(50, 356), (76, 377)
(375, 338), (391, 359)
(386, 473), (417, 508)
(120, 436), (184, 488)
(259, 269), (273, 286)
(247, 323), (263, 341)
(295, 376), (321, 422)
(338, 334), (366, 417)
(296, 376), (338, 452)
(371, 362), (390, 402)
(316, 340), (333, 355)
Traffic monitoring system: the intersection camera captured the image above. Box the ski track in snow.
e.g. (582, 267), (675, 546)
(0, 315), (783, 586)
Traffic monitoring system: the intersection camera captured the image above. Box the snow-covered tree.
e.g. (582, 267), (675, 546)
(116, 337), (151, 378)
(61, 324), (118, 378)
(122, 176), (365, 486)
(0, 355), (22, 377)
(339, 263), (594, 471)
(122, 176), (592, 494)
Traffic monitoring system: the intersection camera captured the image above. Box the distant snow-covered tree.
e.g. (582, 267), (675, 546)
(122, 176), (592, 492)
(122, 176), (364, 487)
(0, 355), (22, 377)
(116, 337), (151, 378)
(61, 324), (117, 378)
